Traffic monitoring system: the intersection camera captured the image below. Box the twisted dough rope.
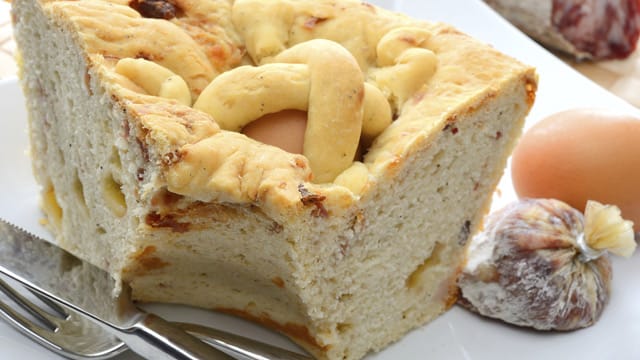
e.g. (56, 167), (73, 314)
(371, 27), (438, 109)
(115, 58), (192, 106)
(194, 39), (391, 183)
(114, 26), (437, 187)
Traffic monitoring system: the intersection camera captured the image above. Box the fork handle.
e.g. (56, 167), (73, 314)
(125, 313), (234, 359)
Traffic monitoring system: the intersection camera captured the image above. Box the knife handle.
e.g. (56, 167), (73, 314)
(125, 312), (234, 359)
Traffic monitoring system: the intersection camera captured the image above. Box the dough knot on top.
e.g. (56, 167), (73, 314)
(192, 11), (438, 183)
(194, 39), (393, 183)
(73, 0), (440, 197)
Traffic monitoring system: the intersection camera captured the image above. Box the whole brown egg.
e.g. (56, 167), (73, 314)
(511, 108), (640, 227)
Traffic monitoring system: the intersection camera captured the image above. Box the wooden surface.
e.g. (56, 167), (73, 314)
(0, 2), (637, 108)
(569, 52), (640, 108)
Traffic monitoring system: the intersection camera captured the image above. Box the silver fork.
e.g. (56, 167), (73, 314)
(0, 275), (128, 359)
(0, 276), (312, 360)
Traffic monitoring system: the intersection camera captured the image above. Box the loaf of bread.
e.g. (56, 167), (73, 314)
(11, 0), (537, 359)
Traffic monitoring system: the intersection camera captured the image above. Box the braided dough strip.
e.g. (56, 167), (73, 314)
(115, 58), (192, 106)
(372, 27), (437, 108)
(272, 39), (363, 183)
(195, 39), (391, 183)
(193, 63), (311, 130)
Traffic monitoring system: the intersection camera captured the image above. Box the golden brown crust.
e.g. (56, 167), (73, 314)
(45, 0), (537, 225)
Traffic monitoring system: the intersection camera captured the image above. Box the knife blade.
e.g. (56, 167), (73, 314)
(0, 218), (232, 359)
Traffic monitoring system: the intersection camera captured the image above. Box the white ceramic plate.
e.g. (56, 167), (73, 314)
(1, 0), (640, 359)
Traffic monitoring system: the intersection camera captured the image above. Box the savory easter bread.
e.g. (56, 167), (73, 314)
(11, 0), (537, 359)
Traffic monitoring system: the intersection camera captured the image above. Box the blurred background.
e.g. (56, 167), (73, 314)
(1, 2), (17, 79)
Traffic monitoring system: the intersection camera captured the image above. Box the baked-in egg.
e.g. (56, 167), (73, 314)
(511, 108), (640, 226)
(242, 109), (307, 154)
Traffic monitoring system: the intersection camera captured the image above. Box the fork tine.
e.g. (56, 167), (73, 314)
(0, 277), (126, 359)
(0, 277), (59, 331)
(0, 289), (68, 353)
(29, 288), (69, 319)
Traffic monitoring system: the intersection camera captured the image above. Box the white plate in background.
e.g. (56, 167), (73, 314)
(1, 0), (639, 359)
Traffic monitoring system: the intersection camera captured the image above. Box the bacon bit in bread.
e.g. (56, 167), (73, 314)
(458, 220), (471, 245)
(84, 70), (92, 96)
(349, 210), (366, 233)
(129, 0), (181, 20)
(137, 137), (151, 163)
(145, 211), (190, 232)
(122, 119), (130, 140)
(271, 276), (285, 288)
(443, 123), (459, 135)
(132, 245), (169, 272)
(133, 51), (155, 61)
(298, 184), (328, 217)
(150, 188), (184, 207)
(339, 239), (349, 257)
(136, 168), (145, 181)
(268, 221), (284, 234)
(161, 150), (183, 166)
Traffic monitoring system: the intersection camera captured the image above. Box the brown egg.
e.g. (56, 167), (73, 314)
(242, 109), (307, 154)
(511, 108), (640, 226)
